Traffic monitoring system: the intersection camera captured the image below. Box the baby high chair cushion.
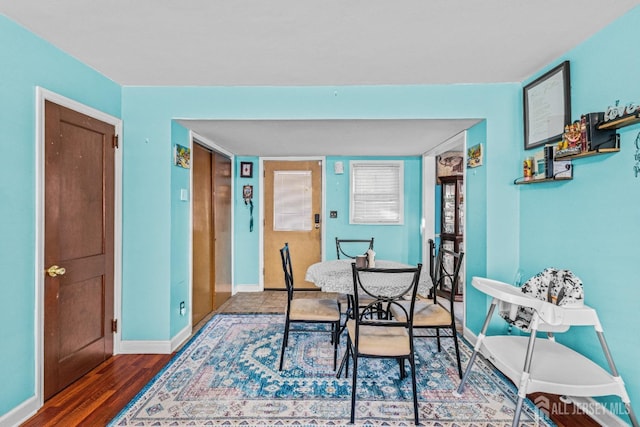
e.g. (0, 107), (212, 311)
(500, 267), (584, 332)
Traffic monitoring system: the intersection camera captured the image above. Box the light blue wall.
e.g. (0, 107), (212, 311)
(324, 156), (422, 264)
(120, 83), (520, 345)
(0, 15), (121, 416)
(234, 156), (260, 287)
(518, 7), (640, 421)
(170, 121), (191, 336)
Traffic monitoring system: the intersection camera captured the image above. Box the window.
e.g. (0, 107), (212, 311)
(273, 170), (312, 231)
(350, 160), (404, 224)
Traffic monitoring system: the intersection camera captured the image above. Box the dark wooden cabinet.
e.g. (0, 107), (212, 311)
(439, 175), (464, 300)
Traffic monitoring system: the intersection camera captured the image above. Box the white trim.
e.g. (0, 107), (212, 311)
(234, 284), (263, 292)
(0, 395), (39, 427)
(34, 87), (123, 409)
(118, 340), (172, 354)
(259, 156), (326, 289)
(423, 130), (466, 156)
(170, 324), (192, 352)
(422, 155), (436, 267)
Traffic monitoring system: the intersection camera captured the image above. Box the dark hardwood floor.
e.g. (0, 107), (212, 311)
(21, 292), (601, 426)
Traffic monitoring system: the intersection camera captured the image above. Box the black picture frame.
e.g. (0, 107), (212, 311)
(523, 61), (571, 150)
(240, 161), (253, 178)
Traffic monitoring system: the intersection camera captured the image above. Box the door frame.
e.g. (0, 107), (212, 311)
(422, 131), (467, 331)
(34, 87), (123, 407)
(188, 131), (235, 328)
(259, 157), (326, 290)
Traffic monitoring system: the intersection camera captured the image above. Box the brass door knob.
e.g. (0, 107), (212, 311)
(46, 265), (66, 277)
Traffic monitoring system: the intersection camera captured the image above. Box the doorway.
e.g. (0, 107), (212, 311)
(42, 99), (117, 400)
(192, 141), (232, 326)
(262, 159), (323, 290)
(423, 131), (466, 328)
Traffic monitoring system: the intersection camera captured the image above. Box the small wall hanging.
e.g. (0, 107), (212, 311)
(174, 144), (190, 169)
(467, 143), (483, 168)
(240, 161), (253, 178)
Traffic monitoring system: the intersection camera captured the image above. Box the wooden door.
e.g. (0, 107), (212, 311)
(192, 143), (215, 325)
(44, 101), (115, 400)
(213, 152), (232, 309)
(192, 143), (232, 326)
(263, 160), (322, 290)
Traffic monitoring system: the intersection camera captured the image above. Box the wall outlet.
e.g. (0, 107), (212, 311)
(330, 210), (338, 218)
(179, 301), (186, 316)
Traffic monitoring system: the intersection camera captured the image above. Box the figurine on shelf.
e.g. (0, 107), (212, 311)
(557, 121), (583, 157)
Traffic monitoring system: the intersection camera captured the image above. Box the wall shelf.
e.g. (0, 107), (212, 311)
(514, 176), (572, 185)
(555, 147), (620, 160)
(597, 112), (640, 130)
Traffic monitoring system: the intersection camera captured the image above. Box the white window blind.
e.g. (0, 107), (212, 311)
(273, 170), (312, 231)
(350, 161), (404, 224)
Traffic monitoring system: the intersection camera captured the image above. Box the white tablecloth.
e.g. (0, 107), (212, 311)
(305, 259), (432, 297)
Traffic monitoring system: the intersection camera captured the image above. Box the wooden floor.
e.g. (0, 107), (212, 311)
(22, 291), (600, 427)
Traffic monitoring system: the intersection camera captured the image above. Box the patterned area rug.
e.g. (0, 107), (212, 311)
(109, 314), (553, 426)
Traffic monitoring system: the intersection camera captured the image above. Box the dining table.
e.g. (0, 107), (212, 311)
(305, 259), (433, 297)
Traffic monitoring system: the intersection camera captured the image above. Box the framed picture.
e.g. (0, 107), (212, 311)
(523, 61), (571, 150)
(240, 161), (253, 178)
(174, 144), (190, 169)
(467, 143), (483, 168)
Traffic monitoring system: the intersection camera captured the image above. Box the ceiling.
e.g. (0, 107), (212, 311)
(2, 1), (638, 155)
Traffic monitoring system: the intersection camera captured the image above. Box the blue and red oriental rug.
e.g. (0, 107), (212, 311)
(109, 314), (553, 426)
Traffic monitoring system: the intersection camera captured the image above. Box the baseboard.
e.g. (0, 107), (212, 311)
(118, 339), (172, 354)
(235, 284), (262, 292)
(0, 395), (39, 427)
(170, 324), (192, 352)
(566, 396), (630, 427)
(462, 327), (477, 346)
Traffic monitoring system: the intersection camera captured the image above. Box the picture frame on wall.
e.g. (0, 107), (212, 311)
(240, 161), (253, 178)
(523, 61), (571, 150)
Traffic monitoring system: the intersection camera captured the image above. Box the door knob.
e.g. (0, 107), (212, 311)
(46, 265), (66, 277)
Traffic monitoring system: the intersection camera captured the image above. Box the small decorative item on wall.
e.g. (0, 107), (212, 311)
(174, 144), (190, 169)
(467, 144), (483, 168)
(240, 161), (253, 178)
(437, 151), (464, 179)
(523, 61), (571, 150)
(634, 131), (640, 178)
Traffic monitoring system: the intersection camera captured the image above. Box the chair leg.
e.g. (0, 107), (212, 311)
(397, 358), (406, 379)
(409, 354), (419, 425)
(436, 328), (442, 352)
(279, 317), (290, 371)
(333, 320), (339, 370)
(452, 326), (463, 379)
(350, 351), (358, 424)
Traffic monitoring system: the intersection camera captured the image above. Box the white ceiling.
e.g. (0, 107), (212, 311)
(2, 0), (638, 155)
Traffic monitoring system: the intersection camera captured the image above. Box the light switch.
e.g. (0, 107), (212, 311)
(180, 189), (188, 201)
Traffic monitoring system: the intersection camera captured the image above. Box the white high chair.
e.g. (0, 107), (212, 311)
(456, 276), (638, 427)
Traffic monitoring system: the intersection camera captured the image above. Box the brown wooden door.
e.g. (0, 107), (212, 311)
(263, 160), (322, 290)
(44, 100), (115, 400)
(213, 152), (232, 308)
(192, 143), (232, 326)
(192, 143), (215, 325)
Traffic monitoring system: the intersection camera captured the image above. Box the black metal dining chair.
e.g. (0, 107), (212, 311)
(335, 237), (377, 319)
(278, 243), (341, 371)
(335, 237), (374, 259)
(390, 244), (465, 378)
(340, 262), (423, 425)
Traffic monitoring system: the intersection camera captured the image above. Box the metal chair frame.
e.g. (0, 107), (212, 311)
(278, 243), (341, 371)
(339, 262), (423, 425)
